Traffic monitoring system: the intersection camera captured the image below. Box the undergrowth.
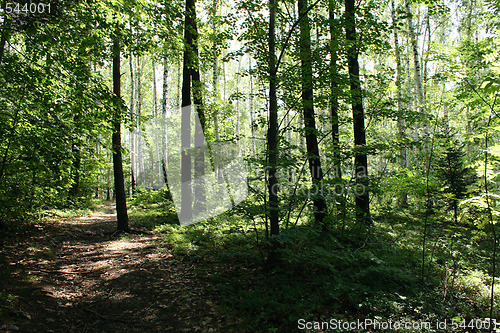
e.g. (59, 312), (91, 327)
(121, 190), (500, 332)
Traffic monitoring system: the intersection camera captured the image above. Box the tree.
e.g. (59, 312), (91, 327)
(405, 0), (425, 112)
(298, 0), (328, 227)
(344, 0), (371, 224)
(181, 0), (194, 222)
(189, 0), (206, 212)
(162, 57), (169, 186)
(267, 0), (280, 238)
(329, 0), (342, 185)
(435, 133), (476, 224)
(391, 0), (408, 207)
(112, 30), (130, 232)
(179, 0), (206, 222)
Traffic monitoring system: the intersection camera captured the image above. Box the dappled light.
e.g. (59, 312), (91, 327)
(0, 205), (232, 332)
(1, 0), (500, 331)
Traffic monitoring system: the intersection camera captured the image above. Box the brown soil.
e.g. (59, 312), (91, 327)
(0, 205), (239, 332)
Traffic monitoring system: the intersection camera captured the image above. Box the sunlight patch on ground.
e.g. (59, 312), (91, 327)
(105, 240), (146, 252)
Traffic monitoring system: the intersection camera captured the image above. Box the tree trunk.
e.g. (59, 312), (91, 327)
(344, 0), (371, 224)
(188, 0), (206, 212)
(112, 36), (130, 232)
(0, 2), (10, 63)
(153, 59), (161, 181)
(212, 0), (220, 145)
(329, 0), (342, 185)
(181, 0), (194, 222)
(405, 0), (424, 110)
(69, 101), (81, 198)
(211, 5), (222, 180)
(268, 0), (279, 238)
(236, 57), (241, 153)
(391, 0), (408, 207)
(153, 60), (157, 117)
(69, 142), (81, 197)
(249, 59), (257, 159)
(162, 57), (169, 186)
(136, 56), (144, 179)
(177, 59), (182, 109)
(298, 0), (328, 227)
(129, 51), (135, 194)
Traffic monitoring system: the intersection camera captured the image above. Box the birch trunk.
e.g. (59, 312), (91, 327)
(392, 0), (408, 207)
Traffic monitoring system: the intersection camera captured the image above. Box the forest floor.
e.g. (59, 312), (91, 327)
(2, 201), (498, 333)
(0, 204), (238, 333)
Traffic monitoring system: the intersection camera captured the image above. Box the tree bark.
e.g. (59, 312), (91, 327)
(329, 0), (342, 184)
(129, 51), (135, 194)
(249, 59), (257, 158)
(391, 0), (408, 207)
(112, 36), (130, 232)
(185, 0), (206, 212)
(181, 0), (194, 222)
(298, 0), (328, 227)
(344, 0), (371, 224)
(69, 86), (82, 198)
(136, 56), (144, 178)
(212, 0), (220, 147)
(0, 2), (9, 63)
(162, 57), (169, 186)
(69, 140), (81, 197)
(405, 0), (424, 110)
(268, 0), (279, 237)
(211, 3), (222, 180)
(153, 60), (157, 117)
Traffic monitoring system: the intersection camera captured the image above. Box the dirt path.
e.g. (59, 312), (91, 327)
(0, 205), (235, 332)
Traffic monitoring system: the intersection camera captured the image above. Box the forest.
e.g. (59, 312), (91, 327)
(1, 0), (500, 331)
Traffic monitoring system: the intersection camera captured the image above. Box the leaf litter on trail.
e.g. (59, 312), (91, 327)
(0, 205), (235, 332)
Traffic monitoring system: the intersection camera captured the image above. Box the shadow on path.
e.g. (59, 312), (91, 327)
(0, 205), (233, 332)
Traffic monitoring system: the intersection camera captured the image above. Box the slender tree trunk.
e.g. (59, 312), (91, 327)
(136, 56), (144, 178)
(405, 0), (424, 110)
(212, 0), (221, 148)
(188, 0), (206, 212)
(298, 0), (328, 227)
(69, 93), (81, 198)
(112, 35), (130, 232)
(249, 59), (257, 159)
(223, 61), (226, 102)
(344, 0), (371, 224)
(422, 7), (431, 102)
(391, 0), (408, 207)
(153, 59), (160, 181)
(153, 61), (157, 117)
(329, 0), (342, 184)
(181, 0), (194, 222)
(236, 58), (241, 153)
(69, 144), (81, 197)
(162, 57), (169, 186)
(212, 8), (222, 180)
(268, 0), (279, 238)
(465, 0), (474, 155)
(177, 59), (181, 109)
(0, 2), (9, 63)
(129, 51), (136, 194)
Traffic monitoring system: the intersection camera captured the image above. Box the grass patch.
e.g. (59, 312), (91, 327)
(124, 190), (500, 332)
